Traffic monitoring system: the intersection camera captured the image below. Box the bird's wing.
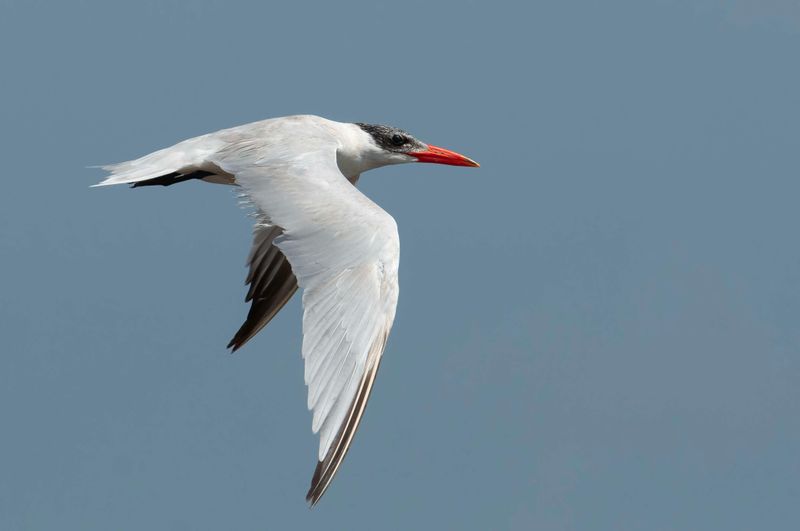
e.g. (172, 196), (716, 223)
(228, 178), (360, 352)
(210, 126), (400, 505)
(227, 220), (298, 351)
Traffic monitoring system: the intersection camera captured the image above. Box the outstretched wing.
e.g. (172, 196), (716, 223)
(228, 179), (359, 352)
(211, 123), (400, 505)
(227, 221), (298, 351)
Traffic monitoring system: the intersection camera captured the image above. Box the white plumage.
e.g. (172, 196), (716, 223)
(95, 114), (477, 505)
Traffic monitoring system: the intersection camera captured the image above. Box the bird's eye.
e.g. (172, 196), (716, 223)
(390, 134), (406, 146)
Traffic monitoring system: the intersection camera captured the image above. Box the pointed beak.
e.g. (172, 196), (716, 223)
(409, 145), (480, 167)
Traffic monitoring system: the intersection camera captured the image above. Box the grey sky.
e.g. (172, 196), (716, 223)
(1, 1), (799, 530)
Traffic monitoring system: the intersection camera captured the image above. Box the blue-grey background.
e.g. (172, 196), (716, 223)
(1, 1), (798, 529)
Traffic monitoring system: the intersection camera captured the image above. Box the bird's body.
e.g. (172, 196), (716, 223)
(95, 114), (478, 505)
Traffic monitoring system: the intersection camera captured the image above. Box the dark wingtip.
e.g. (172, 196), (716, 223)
(226, 326), (252, 353)
(226, 332), (247, 352)
(305, 460), (326, 507)
(227, 278), (298, 355)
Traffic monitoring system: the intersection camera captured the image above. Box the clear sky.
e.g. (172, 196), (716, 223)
(1, 1), (799, 529)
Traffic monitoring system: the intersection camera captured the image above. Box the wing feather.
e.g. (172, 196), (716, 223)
(227, 222), (298, 352)
(208, 119), (399, 505)
(306, 334), (386, 505)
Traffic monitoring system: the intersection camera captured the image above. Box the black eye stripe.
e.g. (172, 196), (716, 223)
(356, 123), (415, 151)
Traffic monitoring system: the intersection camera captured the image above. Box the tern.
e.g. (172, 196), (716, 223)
(94, 114), (479, 505)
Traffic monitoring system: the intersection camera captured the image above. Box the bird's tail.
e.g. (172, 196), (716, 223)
(92, 134), (223, 188)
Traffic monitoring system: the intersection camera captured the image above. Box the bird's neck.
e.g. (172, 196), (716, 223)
(334, 123), (396, 178)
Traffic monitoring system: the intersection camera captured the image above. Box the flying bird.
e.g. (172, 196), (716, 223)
(94, 114), (478, 505)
